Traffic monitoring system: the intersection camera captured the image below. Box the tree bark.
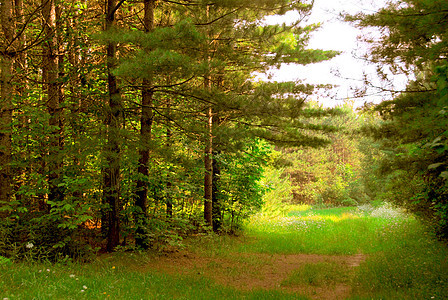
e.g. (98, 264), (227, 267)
(166, 114), (173, 218)
(204, 104), (213, 227)
(104, 0), (122, 252)
(212, 149), (221, 232)
(42, 0), (64, 204)
(135, 0), (156, 249)
(0, 0), (15, 207)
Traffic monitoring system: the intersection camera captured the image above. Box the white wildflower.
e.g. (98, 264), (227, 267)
(26, 242), (34, 249)
(83, 285), (88, 289)
(69, 274), (76, 278)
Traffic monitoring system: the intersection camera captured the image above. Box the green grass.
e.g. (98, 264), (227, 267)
(1, 203), (447, 299)
(350, 222), (448, 299)
(242, 205), (412, 255)
(0, 255), (306, 300)
(286, 206), (358, 217)
(281, 261), (351, 287)
(244, 204), (448, 299)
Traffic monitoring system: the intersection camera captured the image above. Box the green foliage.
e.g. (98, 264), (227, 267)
(358, 82), (448, 237)
(346, 0), (448, 69)
(275, 102), (369, 206)
(0, 0), (343, 258)
(347, 0), (448, 239)
(0, 221), (92, 262)
(217, 139), (272, 231)
(0, 256), (12, 266)
(259, 166), (294, 217)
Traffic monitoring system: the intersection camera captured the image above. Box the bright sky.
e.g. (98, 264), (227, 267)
(263, 0), (408, 108)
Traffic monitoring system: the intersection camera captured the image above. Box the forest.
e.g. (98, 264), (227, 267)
(1, 0), (448, 298)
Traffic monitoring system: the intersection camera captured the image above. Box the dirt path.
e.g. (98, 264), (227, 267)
(141, 250), (367, 299)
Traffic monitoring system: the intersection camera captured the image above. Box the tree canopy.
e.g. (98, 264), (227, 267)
(0, 0), (342, 257)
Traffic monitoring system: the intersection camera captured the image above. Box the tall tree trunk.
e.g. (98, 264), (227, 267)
(104, 0), (123, 252)
(0, 0), (15, 207)
(13, 0), (26, 204)
(204, 104), (213, 227)
(68, 1), (82, 201)
(42, 0), (63, 204)
(165, 110), (173, 218)
(211, 150), (221, 232)
(135, 0), (155, 249)
(212, 77), (224, 232)
(14, 0), (26, 94)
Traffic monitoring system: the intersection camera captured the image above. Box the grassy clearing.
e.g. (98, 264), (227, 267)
(0, 254), (305, 300)
(242, 204), (448, 299)
(1, 203), (447, 299)
(242, 204), (412, 255)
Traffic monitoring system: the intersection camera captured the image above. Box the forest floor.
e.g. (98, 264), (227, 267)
(144, 248), (367, 300)
(1, 204), (448, 299)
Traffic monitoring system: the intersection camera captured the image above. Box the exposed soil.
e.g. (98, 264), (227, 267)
(141, 249), (367, 300)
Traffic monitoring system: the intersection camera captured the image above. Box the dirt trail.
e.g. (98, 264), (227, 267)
(142, 250), (367, 300)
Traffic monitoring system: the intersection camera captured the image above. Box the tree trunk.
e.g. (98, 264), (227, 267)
(212, 149), (221, 232)
(166, 119), (173, 218)
(212, 76), (223, 232)
(204, 104), (213, 227)
(42, 0), (63, 204)
(12, 0), (27, 205)
(0, 0), (14, 207)
(104, 0), (122, 252)
(134, 0), (155, 250)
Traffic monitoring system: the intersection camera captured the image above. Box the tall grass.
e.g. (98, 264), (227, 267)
(350, 219), (448, 299)
(242, 203), (413, 255)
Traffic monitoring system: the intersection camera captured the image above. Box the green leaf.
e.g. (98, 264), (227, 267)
(428, 163), (445, 170)
(440, 171), (448, 180)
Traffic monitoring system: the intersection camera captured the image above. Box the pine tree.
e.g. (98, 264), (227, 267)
(135, 0), (156, 249)
(112, 0), (339, 230)
(104, 0), (124, 252)
(347, 0), (448, 237)
(0, 0), (15, 206)
(42, 0), (64, 206)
